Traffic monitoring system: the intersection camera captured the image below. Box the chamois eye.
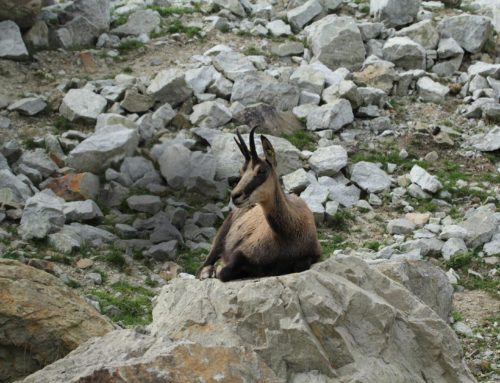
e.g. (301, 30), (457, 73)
(258, 167), (266, 175)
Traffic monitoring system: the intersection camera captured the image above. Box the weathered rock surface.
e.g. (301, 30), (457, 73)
(111, 9), (160, 37)
(308, 145), (348, 176)
(383, 36), (426, 70)
(0, 20), (29, 61)
(370, 0), (421, 27)
(306, 100), (354, 132)
(147, 68), (193, 106)
(59, 89), (107, 123)
(351, 161), (392, 193)
(0, 258), (113, 383)
(438, 15), (493, 53)
(67, 126), (139, 173)
(374, 258), (453, 321)
(19, 190), (65, 240)
(305, 15), (366, 71)
(20, 256), (475, 383)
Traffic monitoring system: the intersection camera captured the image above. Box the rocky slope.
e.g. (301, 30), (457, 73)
(0, 0), (499, 381)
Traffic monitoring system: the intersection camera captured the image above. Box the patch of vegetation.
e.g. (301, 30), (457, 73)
(451, 310), (463, 322)
(446, 251), (473, 270)
(48, 254), (72, 265)
(219, 24), (230, 33)
(22, 138), (40, 150)
(318, 232), (345, 259)
(147, 5), (198, 16)
(281, 130), (317, 151)
(364, 241), (381, 251)
(166, 19), (202, 38)
(90, 281), (154, 326)
(176, 248), (206, 275)
(145, 276), (158, 288)
(113, 14), (129, 27)
(327, 209), (355, 232)
(243, 45), (264, 56)
(54, 116), (72, 131)
(409, 198), (438, 213)
(117, 39), (145, 53)
(123, 66), (133, 74)
(102, 247), (127, 270)
(65, 278), (81, 288)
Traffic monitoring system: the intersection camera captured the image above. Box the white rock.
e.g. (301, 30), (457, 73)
(287, 0), (322, 32)
(308, 145), (348, 176)
(59, 89), (107, 122)
(387, 218), (416, 235)
(212, 51), (256, 81)
(147, 68), (193, 106)
(189, 101), (232, 129)
(438, 15), (493, 54)
(306, 100), (354, 131)
(0, 20), (29, 60)
(63, 200), (103, 222)
(383, 37), (426, 70)
(441, 238), (467, 260)
(266, 20), (291, 36)
(305, 15), (366, 71)
(20, 190), (65, 240)
(409, 165), (442, 193)
(370, 0), (421, 28)
(351, 161), (391, 193)
(417, 77), (450, 104)
(282, 168), (313, 194)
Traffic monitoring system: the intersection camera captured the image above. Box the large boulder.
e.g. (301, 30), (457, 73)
(231, 72), (300, 111)
(19, 190), (65, 240)
(383, 37), (426, 70)
(370, 0), (421, 28)
(0, 259), (113, 383)
(111, 9), (160, 37)
(438, 15), (493, 53)
(67, 125), (139, 173)
(59, 89), (107, 123)
(0, 0), (41, 28)
(20, 256), (475, 383)
(304, 15), (366, 71)
(0, 20), (29, 60)
(395, 19), (440, 49)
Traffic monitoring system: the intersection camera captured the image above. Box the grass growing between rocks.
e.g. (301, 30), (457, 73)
(281, 130), (316, 151)
(243, 46), (265, 56)
(445, 251), (500, 297)
(90, 281), (154, 326)
(318, 231), (348, 259)
(176, 248), (206, 275)
(147, 5), (200, 16)
(117, 40), (145, 53)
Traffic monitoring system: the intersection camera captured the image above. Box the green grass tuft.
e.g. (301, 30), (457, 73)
(281, 130), (317, 151)
(117, 40), (144, 53)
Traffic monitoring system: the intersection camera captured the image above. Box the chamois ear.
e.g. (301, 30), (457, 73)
(260, 135), (277, 167)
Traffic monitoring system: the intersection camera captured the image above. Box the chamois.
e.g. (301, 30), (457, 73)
(197, 127), (321, 282)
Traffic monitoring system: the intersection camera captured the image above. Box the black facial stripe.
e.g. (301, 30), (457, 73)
(243, 171), (268, 197)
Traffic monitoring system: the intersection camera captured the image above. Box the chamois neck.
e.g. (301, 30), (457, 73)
(260, 178), (296, 237)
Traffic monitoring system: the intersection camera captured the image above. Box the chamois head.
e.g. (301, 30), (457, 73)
(231, 127), (278, 208)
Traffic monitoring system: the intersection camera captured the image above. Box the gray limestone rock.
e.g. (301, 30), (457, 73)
(438, 15), (493, 54)
(212, 51), (256, 81)
(306, 101), (354, 132)
(370, 0), (421, 28)
(383, 37), (426, 70)
(395, 19), (439, 49)
(112, 9), (161, 37)
(231, 72), (300, 111)
(63, 200), (103, 222)
(459, 206), (497, 248)
(67, 126), (139, 173)
(409, 165), (442, 193)
(20, 190), (65, 240)
(143, 240), (178, 261)
(287, 0), (322, 32)
(351, 161), (391, 193)
(147, 68), (193, 106)
(304, 15), (366, 71)
(387, 218), (416, 235)
(59, 89), (107, 123)
(308, 145), (348, 176)
(126, 195), (163, 215)
(0, 20), (29, 60)
(282, 168), (313, 194)
(190, 101), (232, 129)
(8, 97), (46, 116)
(441, 238), (467, 260)
(120, 89), (154, 113)
(417, 76), (450, 104)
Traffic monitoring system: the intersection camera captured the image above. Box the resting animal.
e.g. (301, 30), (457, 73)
(197, 127), (321, 282)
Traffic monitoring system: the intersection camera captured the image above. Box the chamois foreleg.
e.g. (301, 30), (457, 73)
(196, 211), (234, 279)
(218, 251), (251, 282)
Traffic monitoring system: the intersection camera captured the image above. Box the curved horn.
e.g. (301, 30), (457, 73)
(249, 126), (258, 160)
(235, 129), (250, 161)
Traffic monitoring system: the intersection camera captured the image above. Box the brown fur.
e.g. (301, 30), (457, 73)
(197, 129), (321, 281)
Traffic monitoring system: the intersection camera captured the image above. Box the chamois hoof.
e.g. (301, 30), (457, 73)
(197, 265), (216, 280)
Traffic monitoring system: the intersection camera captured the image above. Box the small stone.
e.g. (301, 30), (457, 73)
(441, 238), (467, 260)
(7, 97), (46, 116)
(76, 258), (94, 269)
(0, 20), (29, 60)
(405, 212), (431, 226)
(120, 89), (154, 113)
(417, 77), (450, 104)
(308, 145), (348, 176)
(454, 321), (473, 337)
(143, 240), (178, 261)
(127, 195), (163, 214)
(387, 218), (416, 235)
(351, 161), (391, 193)
(409, 165), (442, 193)
(282, 168), (312, 194)
(59, 89), (107, 123)
(63, 200), (103, 222)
